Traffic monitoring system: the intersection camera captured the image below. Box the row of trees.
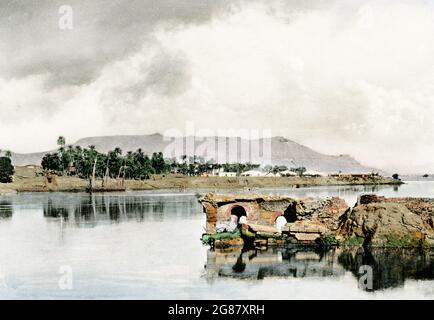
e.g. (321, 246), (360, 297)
(42, 137), (165, 180)
(263, 165), (306, 176)
(41, 137), (265, 180)
(41, 137), (311, 181)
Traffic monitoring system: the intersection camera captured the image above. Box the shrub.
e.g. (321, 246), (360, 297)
(321, 233), (338, 245)
(341, 236), (365, 246)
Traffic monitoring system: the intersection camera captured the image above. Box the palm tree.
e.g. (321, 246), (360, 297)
(4, 151), (12, 159)
(57, 136), (66, 148)
(113, 147), (122, 156)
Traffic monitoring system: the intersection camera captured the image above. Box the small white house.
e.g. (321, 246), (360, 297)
(240, 170), (265, 177)
(265, 172), (281, 177)
(218, 172), (237, 177)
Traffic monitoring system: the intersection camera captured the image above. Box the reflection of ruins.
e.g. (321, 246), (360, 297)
(339, 247), (434, 291)
(205, 246), (346, 281)
(0, 200), (13, 219)
(42, 193), (200, 227)
(205, 246), (434, 291)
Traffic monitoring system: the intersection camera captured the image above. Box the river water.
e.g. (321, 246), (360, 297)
(0, 181), (434, 299)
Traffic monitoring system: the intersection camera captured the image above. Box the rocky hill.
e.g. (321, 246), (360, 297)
(7, 133), (377, 173)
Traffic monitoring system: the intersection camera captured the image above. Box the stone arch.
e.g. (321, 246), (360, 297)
(231, 205), (247, 221)
(284, 202), (297, 223)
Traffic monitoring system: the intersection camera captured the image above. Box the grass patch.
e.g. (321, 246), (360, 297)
(201, 229), (241, 245)
(341, 236), (365, 246)
(320, 233), (338, 245)
(372, 235), (426, 248)
(285, 237), (299, 244)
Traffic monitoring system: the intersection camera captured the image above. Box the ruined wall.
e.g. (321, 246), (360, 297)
(200, 193), (349, 235)
(203, 201), (218, 234)
(216, 200), (292, 227)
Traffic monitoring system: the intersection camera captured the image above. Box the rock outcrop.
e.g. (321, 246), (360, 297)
(200, 193), (434, 248)
(337, 195), (434, 247)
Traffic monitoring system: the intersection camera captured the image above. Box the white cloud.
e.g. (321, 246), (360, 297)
(0, 1), (434, 173)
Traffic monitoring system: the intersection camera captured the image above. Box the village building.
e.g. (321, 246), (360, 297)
(240, 170), (265, 177)
(218, 171), (237, 177)
(265, 172), (281, 177)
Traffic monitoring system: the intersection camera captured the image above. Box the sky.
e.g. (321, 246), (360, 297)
(0, 0), (434, 173)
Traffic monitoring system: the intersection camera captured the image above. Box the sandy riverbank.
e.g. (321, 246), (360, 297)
(0, 166), (402, 194)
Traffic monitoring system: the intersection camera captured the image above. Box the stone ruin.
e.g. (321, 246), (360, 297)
(199, 193), (348, 247)
(199, 193), (434, 248)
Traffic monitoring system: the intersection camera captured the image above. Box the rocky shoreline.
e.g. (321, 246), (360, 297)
(200, 193), (434, 249)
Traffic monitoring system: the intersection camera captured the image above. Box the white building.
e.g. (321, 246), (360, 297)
(265, 172), (281, 177)
(218, 171), (237, 177)
(240, 170), (265, 177)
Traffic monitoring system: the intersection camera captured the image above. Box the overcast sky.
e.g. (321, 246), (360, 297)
(1, 0), (434, 173)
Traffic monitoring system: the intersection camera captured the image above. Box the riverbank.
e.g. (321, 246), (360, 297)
(0, 166), (402, 194)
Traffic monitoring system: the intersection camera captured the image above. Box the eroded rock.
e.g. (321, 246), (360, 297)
(338, 196), (434, 247)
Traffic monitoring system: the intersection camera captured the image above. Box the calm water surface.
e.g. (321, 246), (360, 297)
(1, 181), (434, 299)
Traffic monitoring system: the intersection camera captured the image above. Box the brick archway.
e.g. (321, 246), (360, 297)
(231, 205), (247, 219)
(225, 203), (251, 220)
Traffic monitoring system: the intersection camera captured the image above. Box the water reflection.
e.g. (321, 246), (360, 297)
(205, 246), (434, 291)
(205, 246), (345, 282)
(339, 247), (434, 290)
(0, 183), (433, 299)
(40, 193), (200, 227)
(0, 201), (13, 219)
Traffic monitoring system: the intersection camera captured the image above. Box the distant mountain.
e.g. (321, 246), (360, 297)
(7, 133), (378, 173)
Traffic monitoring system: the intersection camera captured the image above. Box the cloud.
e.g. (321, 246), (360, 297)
(0, 0), (235, 86)
(0, 0), (434, 173)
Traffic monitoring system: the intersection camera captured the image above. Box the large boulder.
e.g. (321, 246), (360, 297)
(338, 202), (433, 247)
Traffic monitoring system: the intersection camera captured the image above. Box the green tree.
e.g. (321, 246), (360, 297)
(392, 173), (399, 180)
(107, 148), (123, 178)
(0, 157), (14, 183)
(4, 151), (12, 159)
(57, 136), (66, 148)
(151, 152), (167, 174)
(56, 136), (67, 173)
(41, 153), (62, 171)
(293, 166), (306, 177)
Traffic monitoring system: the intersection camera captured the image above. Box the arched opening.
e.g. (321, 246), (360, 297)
(275, 215), (287, 232)
(231, 205), (247, 221)
(284, 202), (297, 223)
